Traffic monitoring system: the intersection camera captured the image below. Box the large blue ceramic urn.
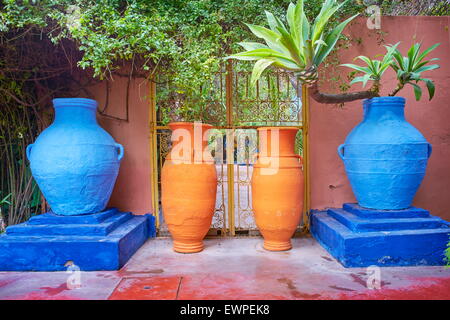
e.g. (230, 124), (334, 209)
(27, 98), (124, 215)
(338, 97), (432, 210)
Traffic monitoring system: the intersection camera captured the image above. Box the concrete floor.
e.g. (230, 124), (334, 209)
(0, 236), (449, 300)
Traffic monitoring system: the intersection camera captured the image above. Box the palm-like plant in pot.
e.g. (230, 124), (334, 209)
(228, 0), (441, 250)
(338, 42), (440, 209)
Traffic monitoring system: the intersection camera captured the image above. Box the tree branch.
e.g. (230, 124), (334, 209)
(307, 81), (380, 104)
(389, 82), (404, 97)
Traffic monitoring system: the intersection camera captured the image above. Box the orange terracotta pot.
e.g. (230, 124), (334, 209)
(161, 122), (217, 253)
(251, 127), (304, 251)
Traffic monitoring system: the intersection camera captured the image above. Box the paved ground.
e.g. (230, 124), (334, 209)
(0, 236), (449, 300)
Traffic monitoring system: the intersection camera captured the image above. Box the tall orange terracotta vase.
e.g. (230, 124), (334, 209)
(161, 122), (217, 253)
(252, 127), (304, 251)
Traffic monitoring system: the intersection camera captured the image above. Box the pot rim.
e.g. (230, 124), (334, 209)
(363, 96), (405, 106)
(168, 121), (213, 128)
(53, 98), (97, 109)
(256, 126), (300, 131)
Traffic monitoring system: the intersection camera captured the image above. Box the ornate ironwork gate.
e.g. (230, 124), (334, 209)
(149, 62), (310, 236)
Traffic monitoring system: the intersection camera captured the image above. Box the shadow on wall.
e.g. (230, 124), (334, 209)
(88, 76), (152, 215)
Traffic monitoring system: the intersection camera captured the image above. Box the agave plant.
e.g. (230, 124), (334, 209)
(227, 0), (358, 86)
(390, 43), (440, 100)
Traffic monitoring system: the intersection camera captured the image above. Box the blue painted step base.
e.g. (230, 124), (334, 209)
(311, 203), (450, 267)
(0, 208), (156, 271)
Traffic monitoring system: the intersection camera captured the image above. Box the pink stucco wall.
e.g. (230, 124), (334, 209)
(309, 16), (450, 220)
(91, 77), (152, 215)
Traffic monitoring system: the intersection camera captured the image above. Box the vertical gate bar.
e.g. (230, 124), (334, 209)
(220, 163), (227, 236)
(226, 60), (235, 236)
(149, 80), (160, 229)
(220, 68), (227, 236)
(302, 84), (311, 230)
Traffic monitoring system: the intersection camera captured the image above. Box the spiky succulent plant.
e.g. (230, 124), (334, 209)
(227, 0), (358, 85)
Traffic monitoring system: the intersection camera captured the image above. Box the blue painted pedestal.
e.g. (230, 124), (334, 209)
(311, 203), (450, 267)
(0, 208), (156, 271)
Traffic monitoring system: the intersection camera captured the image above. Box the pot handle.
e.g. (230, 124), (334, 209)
(26, 144), (33, 160)
(427, 143), (432, 159)
(337, 144), (345, 161)
(115, 143), (124, 161)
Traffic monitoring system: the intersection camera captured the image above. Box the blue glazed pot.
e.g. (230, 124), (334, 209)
(27, 98), (124, 215)
(338, 97), (432, 210)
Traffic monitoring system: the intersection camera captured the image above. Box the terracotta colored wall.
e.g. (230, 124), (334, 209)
(309, 16), (450, 220)
(90, 77), (152, 214)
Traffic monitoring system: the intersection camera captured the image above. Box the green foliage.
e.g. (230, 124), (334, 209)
(1, 0), (293, 91)
(446, 239), (450, 267)
(227, 0), (359, 85)
(0, 193), (11, 206)
(0, 103), (42, 226)
(0, 0), (365, 121)
(390, 43), (440, 101)
(341, 42), (399, 88)
(341, 42), (440, 100)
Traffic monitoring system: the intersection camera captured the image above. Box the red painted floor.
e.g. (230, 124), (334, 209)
(0, 237), (449, 300)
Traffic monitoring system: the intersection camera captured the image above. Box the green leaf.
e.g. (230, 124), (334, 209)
(409, 82), (422, 101)
(311, 0), (349, 45)
(350, 75), (368, 85)
(226, 48), (294, 61)
(259, 56), (301, 70)
(238, 42), (269, 51)
(286, 2), (296, 33)
(276, 26), (301, 65)
(361, 73), (372, 88)
(341, 63), (372, 74)
(382, 42), (400, 65)
(245, 23), (290, 56)
(407, 43), (420, 70)
(264, 10), (278, 31)
(408, 43), (421, 67)
(415, 43), (440, 66)
(292, 0), (305, 50)
(355, 55), (376, 71)
(422, 78), (435, 100)
(414, 64), (440, 73)
(392, 49), (405, 70)
(273, 13), (288, 34)
(313, 13), (358, 66)
(413, 58), (440, 71)
(250, 59), (275, 86)
(301, 11), (310, 45)
(403, 56), (410, 72)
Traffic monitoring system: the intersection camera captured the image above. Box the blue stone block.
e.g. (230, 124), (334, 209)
(27, 208), (119, 225)
(311, 203), (450, 267)
(0, 208), (156, 271)
(327, 208), (446, 232)
(343, 203), (430, 219)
